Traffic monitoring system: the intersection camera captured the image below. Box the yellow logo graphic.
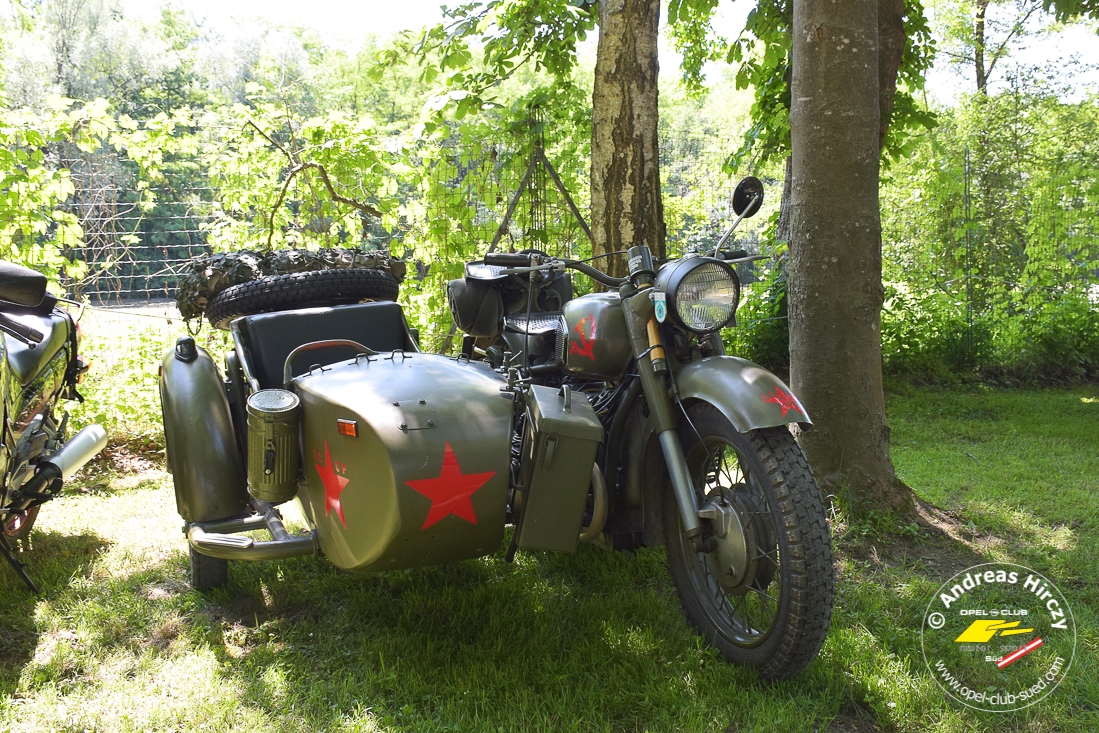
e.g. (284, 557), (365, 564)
(954, 620), (1034, 643)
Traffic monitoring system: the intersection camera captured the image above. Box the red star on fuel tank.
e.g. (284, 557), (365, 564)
(314, 440), (349, 527)
(404, 442), (496, 530)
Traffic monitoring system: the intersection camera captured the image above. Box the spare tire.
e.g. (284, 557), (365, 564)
(205, 268), (400, 330)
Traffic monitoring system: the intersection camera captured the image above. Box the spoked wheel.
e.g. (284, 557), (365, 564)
(663, 403), (834, 680)
(3, 506), (39, 544)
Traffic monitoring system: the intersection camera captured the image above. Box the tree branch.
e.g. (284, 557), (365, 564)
(246, 119), (294, 163)
(986, 6), (1040, 82)
(264, 162), (383, 249)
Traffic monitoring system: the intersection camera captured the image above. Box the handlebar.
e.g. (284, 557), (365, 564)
(566, 261), (626, 288)
(482, 249), (764, 288)
(482, 252), (627, 289)
(483, 252), (534, 267)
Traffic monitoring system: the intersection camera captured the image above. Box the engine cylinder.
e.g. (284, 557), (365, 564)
(246, 389), (301, 503)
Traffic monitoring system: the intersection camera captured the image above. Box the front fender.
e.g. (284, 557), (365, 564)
(674, 356), (810, 433)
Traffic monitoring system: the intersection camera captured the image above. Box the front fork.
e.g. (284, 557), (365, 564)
(621, 249), (704, 541)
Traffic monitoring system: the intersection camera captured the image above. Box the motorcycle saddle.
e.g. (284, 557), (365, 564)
(2, 310), (71, 386)
(233, 301), (418, 390)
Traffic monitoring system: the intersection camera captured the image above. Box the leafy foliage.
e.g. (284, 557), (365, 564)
(668, 1), (938, 172)
(880, 82), (1099, 378)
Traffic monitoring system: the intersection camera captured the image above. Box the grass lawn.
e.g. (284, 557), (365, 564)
(1, 383), (1097, 732)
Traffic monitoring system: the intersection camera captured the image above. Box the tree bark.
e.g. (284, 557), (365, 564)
(788, 0), (914, 517)
(775, 156), (793, 245)
(590, 0), (665, 282)
(878, 0), (907, 149)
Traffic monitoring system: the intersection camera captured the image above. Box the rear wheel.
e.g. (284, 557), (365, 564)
(2, 506), (39, 544)
(189, 546), (228, 591)
(663, 404), (834, 680)
(205, 268), (400, 329)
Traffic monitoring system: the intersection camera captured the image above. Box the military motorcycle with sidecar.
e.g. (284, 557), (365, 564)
(160, 178), (834, 680)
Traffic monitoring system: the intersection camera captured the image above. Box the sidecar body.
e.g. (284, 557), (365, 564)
(161, 300), (600, 579)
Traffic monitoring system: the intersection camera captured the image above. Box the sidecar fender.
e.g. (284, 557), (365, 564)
(674, 356), (811, 432)
(160, 340), (250, 523)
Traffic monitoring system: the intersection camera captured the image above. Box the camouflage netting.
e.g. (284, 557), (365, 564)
(175, 248), (407, 320)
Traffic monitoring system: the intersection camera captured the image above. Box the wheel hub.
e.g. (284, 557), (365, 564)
(698, 488), (757, 594)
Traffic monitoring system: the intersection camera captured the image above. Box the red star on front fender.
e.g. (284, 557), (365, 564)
(761, 386), (801, 418)
(314, 440), (349, 527)
(404, 443), (496, 530)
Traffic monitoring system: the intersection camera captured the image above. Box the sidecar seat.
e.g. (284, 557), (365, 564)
(231, 301), (419, 390)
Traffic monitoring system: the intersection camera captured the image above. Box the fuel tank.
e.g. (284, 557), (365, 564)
(292, 352), (513, 572)
(563, 292), (632, 379)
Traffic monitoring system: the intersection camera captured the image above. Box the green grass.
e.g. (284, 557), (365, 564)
(1, 384), (1097, 732)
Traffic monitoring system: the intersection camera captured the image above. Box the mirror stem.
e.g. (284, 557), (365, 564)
(712, 193), (760, 259)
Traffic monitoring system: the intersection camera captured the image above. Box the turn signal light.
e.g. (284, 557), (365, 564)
(337, 419), (357, 437)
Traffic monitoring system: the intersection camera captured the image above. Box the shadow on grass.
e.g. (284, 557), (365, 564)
(8, 519), (1094, 732)
(0, 529), (109, 690)
(2, 533), (863, 732)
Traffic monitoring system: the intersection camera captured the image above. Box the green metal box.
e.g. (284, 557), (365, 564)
(516, 385), (604, 553)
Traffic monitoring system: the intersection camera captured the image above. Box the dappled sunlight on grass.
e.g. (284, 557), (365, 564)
(1, 386), (1098, 731)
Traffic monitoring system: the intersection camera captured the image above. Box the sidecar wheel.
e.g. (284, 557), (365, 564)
(663, 404), (834, 680)
(189, 546), (228, 591)
(2, 506), (39, 544)
(205, 268), (400, 330)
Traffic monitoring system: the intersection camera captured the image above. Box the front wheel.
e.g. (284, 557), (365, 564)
(663, 404), (834, 680)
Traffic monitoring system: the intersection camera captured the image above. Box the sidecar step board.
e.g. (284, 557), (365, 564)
(187, 524), (318, 562)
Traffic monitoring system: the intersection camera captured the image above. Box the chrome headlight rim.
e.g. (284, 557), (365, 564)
(655, 257), (740, 334)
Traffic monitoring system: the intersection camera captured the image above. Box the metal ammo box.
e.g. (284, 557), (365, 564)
(516, 384), (604, 553)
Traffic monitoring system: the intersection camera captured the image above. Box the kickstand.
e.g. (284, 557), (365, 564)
(0, 535), (40, 595)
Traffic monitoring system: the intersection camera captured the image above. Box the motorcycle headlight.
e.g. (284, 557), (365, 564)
(654, 258), (740, 334)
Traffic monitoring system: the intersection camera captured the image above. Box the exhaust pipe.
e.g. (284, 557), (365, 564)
(8, 425), (108, 512)
(44, 425), (108, 481)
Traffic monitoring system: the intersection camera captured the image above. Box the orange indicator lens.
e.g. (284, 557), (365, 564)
(337, 419), (358, 437)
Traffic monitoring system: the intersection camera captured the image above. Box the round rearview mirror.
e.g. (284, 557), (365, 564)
(732, 176), (764, 219)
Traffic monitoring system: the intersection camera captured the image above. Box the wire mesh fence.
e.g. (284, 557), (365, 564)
(56, 124), (1098, 380)
(55, 128), (757, 375)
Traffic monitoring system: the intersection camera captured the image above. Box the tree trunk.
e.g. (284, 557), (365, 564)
(878, 0), (907, 149)
(775, 156), (793, 245)
(788, 0), (914, 517)
(590, 0), (665, 282)
(975, 0), (989, 94)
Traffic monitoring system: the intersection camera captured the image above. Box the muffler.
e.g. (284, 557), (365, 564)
(9, 424), (107, 511)
(44, 425), (108, 481)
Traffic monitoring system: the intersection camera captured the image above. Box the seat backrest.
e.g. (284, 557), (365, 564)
(234, 302), (415, 389)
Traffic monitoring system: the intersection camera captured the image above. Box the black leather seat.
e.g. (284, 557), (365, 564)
(233, 302), (417, 389)
(3, 311), (71, 386)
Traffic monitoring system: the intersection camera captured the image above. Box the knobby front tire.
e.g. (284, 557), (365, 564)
(663, 404), (834, 680)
